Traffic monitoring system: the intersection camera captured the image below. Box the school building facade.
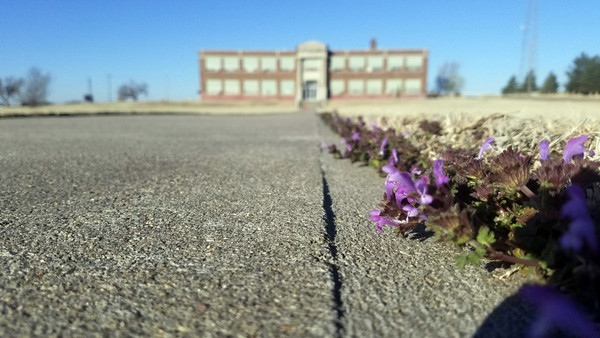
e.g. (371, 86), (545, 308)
(198, 40), (428, 106)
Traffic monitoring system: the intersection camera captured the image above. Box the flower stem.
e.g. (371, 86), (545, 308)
(470, 240), (541, 267)
(520, 185), (542, 210)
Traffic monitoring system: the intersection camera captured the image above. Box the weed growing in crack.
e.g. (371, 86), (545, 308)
(321, 111), (600, 336)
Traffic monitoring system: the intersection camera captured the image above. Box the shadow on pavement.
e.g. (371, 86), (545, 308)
(408, 223), (435, 241)
(473, 290), (535, 338)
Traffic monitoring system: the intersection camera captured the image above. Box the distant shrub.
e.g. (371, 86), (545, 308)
(118, 81), (148, 101)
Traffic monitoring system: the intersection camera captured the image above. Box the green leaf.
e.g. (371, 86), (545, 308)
(456, 254), (468, 268)
(476, 226), (496, 246)
(467, 253), (481, 265)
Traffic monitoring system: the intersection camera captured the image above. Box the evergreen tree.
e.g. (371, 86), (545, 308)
(501, 75), (519, 95)
(519, 71), (538, 93)
(566, 53), (600, 94)
(540, 72), (559, 94)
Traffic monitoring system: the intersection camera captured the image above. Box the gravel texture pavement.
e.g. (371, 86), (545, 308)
(0, 112), (530, 337)
(0, 114), (334, 336)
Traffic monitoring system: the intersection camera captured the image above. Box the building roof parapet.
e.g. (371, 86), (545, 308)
(296, 40), (328, 52)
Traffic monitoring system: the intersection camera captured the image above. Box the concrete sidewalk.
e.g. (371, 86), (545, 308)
(0, 112), (529, 336)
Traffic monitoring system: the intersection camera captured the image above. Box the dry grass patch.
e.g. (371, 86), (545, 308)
(0, 100), (299, 117)
(320, 96), (600, 159)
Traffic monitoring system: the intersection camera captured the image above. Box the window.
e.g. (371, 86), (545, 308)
(348, 56), (365, 71)
(330, 56), (345, 71)
(387, 56), (404, 70)
(261, 80), (277, 95)
(348, 80), (364, 94)
(205, 79), (222, 94)
(243, 57), (259, 72)
(303, 59), (320, 71)
(367, 56), (383, 71)
(406, 56), (423, 70)
(224, 80), (240, 95)
(330, 80), (345, 95)
(205, 57), (221, 72)
(261, 57), (276, 72)
(405, 78), (422, 94)
(243, 80), (259, 95)
(280, 57), (295, 71)
(386, 79), (403, 95)
(223, 57), (239, 72)
(280, 80), (294, 95)
(366, 79), (382, 94)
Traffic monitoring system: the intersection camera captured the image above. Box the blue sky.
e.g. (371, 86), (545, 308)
(1, 1), (599, 103)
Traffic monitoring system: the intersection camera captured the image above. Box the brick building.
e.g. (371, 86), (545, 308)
(199, 40), (428, 106)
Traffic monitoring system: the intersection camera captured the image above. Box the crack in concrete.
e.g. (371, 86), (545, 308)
(321, 168), (345, 337)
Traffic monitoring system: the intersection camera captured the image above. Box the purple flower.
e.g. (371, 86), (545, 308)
(392, 148), (398, 164)
(520, 285), (599, 338)
(402, 205), (419, 223)
(378, 137), (388, 156)
(370, 209), (402, 233)
(402, 130), (409, 137)
(403, 205), (419, 217)
(346, 143), (352, 152)
(414, 177), (433, 205)
(410, 166), (422, 177)
(382, 164), (432, 205)
(539, 140), (549, 160)
(321, 141), (329, 149)
(381, 162), (434, 207)
(560, 185), (598, 254)
(477, 138), (496, 160)
(563, 135), (593, 163)
(370, 122), (378, 130)
(352, 131), (360, 141)
(394, 172), (417, 202)
(382, 162), (402, 198)
(433, 159), (449, 188)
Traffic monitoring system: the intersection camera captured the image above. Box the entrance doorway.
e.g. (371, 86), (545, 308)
(303, 81), (317, 100)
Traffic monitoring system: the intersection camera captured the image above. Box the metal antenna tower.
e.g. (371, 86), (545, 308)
(520, 0), (538, 95)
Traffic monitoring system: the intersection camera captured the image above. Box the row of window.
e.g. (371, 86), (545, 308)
(205, 79), (295, 96)
(329, 78), (422, 95)
(204, 78), (423, 95)
(330, 55), (423, 72)
(204, 55), (425, 73)
(205, 56), (295, 73)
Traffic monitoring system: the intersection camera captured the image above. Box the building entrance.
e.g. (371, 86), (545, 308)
(303, 81), (317, 100)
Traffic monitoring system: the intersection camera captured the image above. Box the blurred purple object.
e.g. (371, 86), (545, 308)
(520, 285), (599, 338)
(477, 138), (496, 160)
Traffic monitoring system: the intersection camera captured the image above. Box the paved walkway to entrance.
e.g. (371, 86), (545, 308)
(0, 112), (529, 336)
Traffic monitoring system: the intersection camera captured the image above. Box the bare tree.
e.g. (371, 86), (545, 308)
(118, 81), (148, 101)
(21, 67), (51, 106)
(0, 77), (24, 106)
(435, 62), (464, 96)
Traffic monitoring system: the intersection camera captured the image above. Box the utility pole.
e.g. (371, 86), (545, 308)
(107, 74), (112, 102)
(520, 0), (538, 95)
(165, 74), (170, 101)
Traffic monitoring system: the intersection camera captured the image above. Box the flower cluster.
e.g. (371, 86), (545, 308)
(321, 111), (600, 333)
